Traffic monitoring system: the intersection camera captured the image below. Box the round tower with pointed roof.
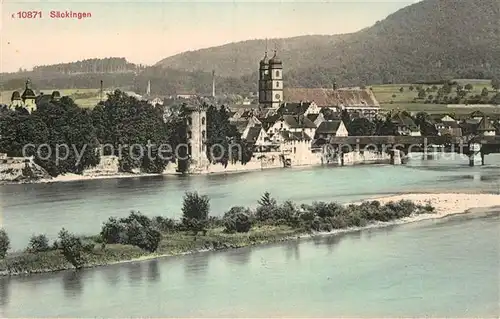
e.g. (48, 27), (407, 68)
(21, 79), (37, 114)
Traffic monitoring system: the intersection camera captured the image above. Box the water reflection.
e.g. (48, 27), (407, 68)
(284, 240), (300, 261)
(183, 253), (209, 278)
(127, 262), (144, 283)
(102, 265), (121, 286)
(147, 260), (160, 282)
(225, 247), (252, 265)
(62, 270), (84, 298)
(0, 277), (10, 308)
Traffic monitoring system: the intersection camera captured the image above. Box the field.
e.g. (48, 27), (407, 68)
(370, 79), (500, 115)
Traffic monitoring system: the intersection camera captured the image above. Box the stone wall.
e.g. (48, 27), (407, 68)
(342, 151), (391, 166)
(0, 156), (50, 182)
(82, 155), (120, 176)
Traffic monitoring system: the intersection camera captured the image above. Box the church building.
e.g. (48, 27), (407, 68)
(10, 79), (37, 114)
(258, 50), (283, 111)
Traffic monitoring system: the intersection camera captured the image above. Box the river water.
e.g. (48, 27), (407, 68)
(0, 153), (499, 317)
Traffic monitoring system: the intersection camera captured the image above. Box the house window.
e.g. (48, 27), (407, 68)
(187, 131), (192, 139)
(293, 147), (296, 154)
(202, 130), (206, 139)
(276, 70), (280, 77)
(187, 118), (192, 126)
(276, 82), (280, 88)
(280, 123), (283, 129)
(201, 117), (205, 125)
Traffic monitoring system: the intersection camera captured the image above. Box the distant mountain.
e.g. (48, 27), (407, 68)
(2, 0), (499, 97)
(156, 0), (500, 87)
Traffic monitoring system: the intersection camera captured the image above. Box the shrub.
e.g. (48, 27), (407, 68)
(151, 216), (178, 232)
(224, 211), (253, 233)
(181, 192), (210, 234)
(120, 211), (151, 227)
(26, 234), (51, 253)
(0, 229), (10, 259)
(58, 228), (85, 269)
(100, 217), (127, 244)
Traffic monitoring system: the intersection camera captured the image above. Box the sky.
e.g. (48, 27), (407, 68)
(0, 0), (420, 72)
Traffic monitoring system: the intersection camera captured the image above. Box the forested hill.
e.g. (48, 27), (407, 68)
(1, 0), (499, 95)
(31, 58), (144, 74)
(156, 0), (500, 86)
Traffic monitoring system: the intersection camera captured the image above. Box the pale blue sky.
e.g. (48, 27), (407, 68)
(1, 0), (419, 72)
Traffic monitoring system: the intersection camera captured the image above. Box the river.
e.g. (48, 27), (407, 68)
(0, 153), (500, 317)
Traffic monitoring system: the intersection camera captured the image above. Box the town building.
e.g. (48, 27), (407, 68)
(314, 120), (349, 140)
(391, 112), (421, 136)
(284, 88), (381, 120)
(9, 79), (64, 114)
(10, 79), (37, 114)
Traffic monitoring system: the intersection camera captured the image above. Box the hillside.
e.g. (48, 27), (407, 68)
(1, 0), (499, 97)
(156, 0), (500, 87)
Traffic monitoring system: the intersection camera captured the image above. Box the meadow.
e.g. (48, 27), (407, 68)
(370, 79), (500, 115)
(1, 79), (498, 114)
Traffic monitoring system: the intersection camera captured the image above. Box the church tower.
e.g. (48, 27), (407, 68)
(268, 50), (283, 109)
(258, 51), (270, 105)
(21, 79), (37, 114)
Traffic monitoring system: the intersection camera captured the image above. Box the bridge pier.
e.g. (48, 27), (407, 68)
(481, 152), (485, 166)
(390, 150), (402, 165)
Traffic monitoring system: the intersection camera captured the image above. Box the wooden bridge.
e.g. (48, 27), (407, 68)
(327, 135), (500, 166)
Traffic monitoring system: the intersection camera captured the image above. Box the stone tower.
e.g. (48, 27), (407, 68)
(258, 48), (283, 110)
(186, 103), (208, 168)
(258, 51), (270, 105)
(268, 50), (283, 109)
(21, 79), (37, 114)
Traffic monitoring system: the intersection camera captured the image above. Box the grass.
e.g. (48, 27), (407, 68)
(0, 225), (301, 276)
(380, 102), (500, 115)
(371, 79), (499, 114)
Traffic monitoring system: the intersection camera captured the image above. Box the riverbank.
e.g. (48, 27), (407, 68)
(2, 193), (499, 277)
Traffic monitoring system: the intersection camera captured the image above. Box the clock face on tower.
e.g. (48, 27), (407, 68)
(275, 94), (280, 99)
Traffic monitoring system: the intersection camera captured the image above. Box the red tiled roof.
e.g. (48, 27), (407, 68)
(284, 88), (380, 108)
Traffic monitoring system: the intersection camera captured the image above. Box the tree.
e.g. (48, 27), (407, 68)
(340, 110), (351, 129)
(181, 192), (210, 234)
(258, 192), (277, 207)
(58, 228), (85, 269)
(464, 83), (473, 91)
(418, 89), (427, 99)
(0, 229), (10, 259)
(399, 87), (404, 93)
(409, 85), (414, 91)
(442, 82), (452, 94)
(349, 118), (376, 136)
(26, 234), (50, 253)
(492, 77), (500, 91)
(223, 207), (253, 233)
(91, 90), (171, 174)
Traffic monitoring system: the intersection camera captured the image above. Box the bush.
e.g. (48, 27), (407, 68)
(26, 234), (51, 253)
(0, 229), (10, 259)
(223, 210), (253, 233)
(121, 211), (151, 227)
(181, 192), (210, 234)
(151, 216), (178, 232)
(125, 220), (161, 252)
(58, 228), (85, 269)
(100, 217), (127, 244)
(100, 212), (162, 252)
